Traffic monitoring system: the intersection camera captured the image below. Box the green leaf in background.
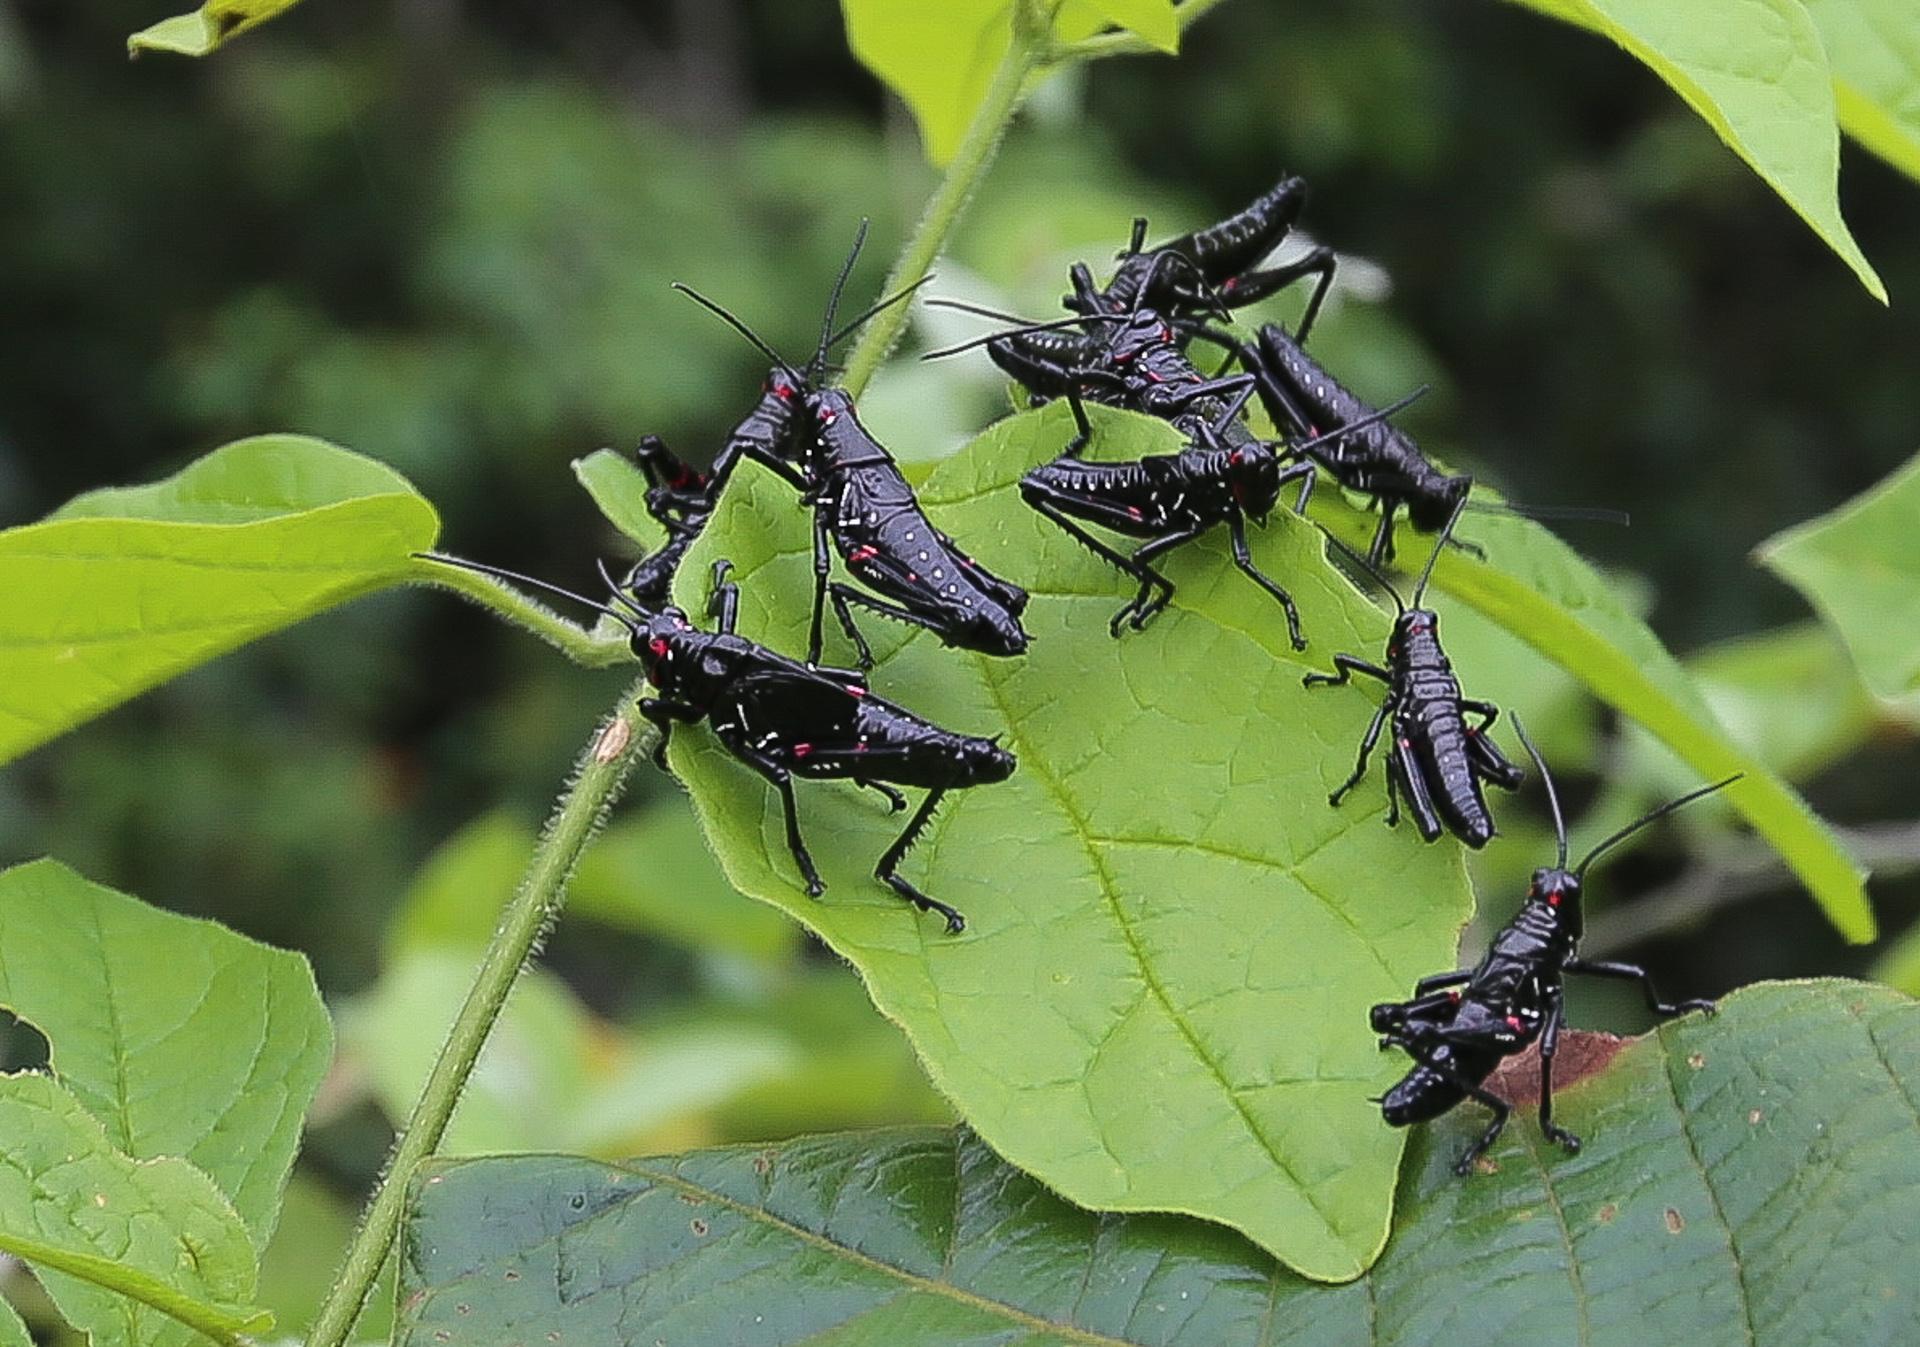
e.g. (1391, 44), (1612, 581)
(345, 948), (800, 1158)
(397, 980), (1920, 1345)
(385, 812), (537, 957)
(572, 798), (803, 965)
(0, 435), (437, 765)
(0, 1072), (269, 1347)
(669, 400), (1476, 1280)
(1801, 0), (1920, 183)
(1506, 0), (1886, 301)
(1755, 446), (1920, 701)
(840, 0), (1180, 165)
(127, 0), (304, 57)
(0, 859), (331, 1255)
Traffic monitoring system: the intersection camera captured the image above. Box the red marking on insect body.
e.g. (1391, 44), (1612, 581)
(649, 638), (669, 658)
(845, 684), (866, 697)
(1548, 893), (1561, 906)
(1128, 507), (1143, 519)
(848, 546), (879, 563)
(793, 743), (812, 758)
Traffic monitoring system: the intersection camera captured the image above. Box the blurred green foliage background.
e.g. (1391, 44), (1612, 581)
(2, 0), (1918, 1327)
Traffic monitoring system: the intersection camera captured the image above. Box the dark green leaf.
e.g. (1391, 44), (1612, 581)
(398, 980), (1920, 1344)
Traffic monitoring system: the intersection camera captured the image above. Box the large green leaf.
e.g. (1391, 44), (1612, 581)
(1506, 0), (1884, 301)
(1754, 446), (1920, 701)
(0, 435), (437, 765)
(0, 859), (332, 1254)
(0, 1073), (268, 1347)
(632, 399), (1868, 1275)
(662, 402), (1479, 1279)
(398, 980), (1920, 1345)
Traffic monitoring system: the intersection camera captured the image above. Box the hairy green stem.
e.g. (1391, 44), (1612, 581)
(409, 554), (632, 667)
(304, 688), (651, 1347)
(839, 0), (1051, 397)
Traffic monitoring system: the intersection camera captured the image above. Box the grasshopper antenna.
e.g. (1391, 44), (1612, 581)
(812, 218), (869, 384)
(1510, 714), (1570, 868)
(1574, 774), (1743, 880)
(672, 283), (806, 385)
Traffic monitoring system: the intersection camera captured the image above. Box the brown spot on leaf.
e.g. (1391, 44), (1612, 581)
(690, 1218), (709, 1237)
(1687, 1053), (1706, 1069)
(1664, 1207), (1684, 1234)
(1487, 1032), (1627, 1105)
(1749, 1109), (1763, 1125)
(1597, 1203), (1618, 1224)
